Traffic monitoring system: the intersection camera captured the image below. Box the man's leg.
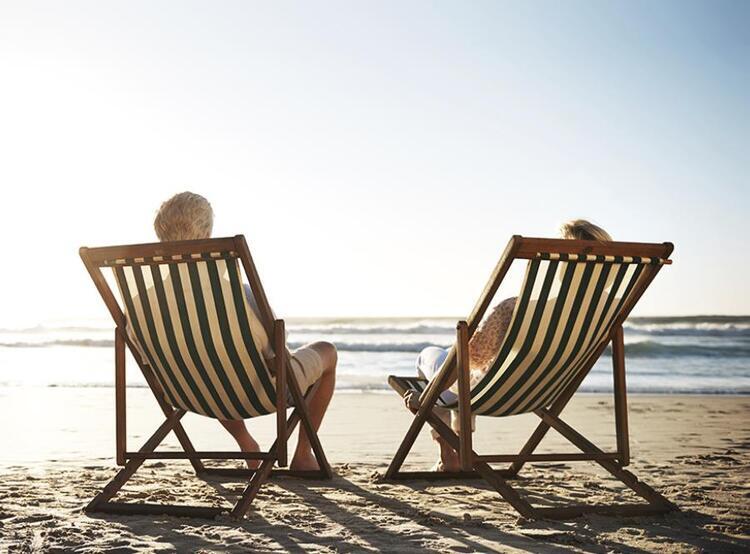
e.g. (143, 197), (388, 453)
(290, 341), (337, 471)
(220, 419), (261, 469)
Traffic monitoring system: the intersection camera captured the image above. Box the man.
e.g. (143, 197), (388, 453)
(154, 192), (337, 470)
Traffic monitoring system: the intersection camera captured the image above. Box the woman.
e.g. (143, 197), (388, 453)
(414, 219), (612, 471)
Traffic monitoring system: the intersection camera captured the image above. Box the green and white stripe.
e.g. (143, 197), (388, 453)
(113, 253), (276, 419)
(469, 256), (649, 417)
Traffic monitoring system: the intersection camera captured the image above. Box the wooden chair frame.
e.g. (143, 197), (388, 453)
(385, 236), (678, 519)
(79, 235), (332, 519)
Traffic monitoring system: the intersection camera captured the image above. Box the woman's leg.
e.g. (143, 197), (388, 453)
(219, 419), (261, 469)
(415, 346), (460, 471)
(290, 341), (337, 471)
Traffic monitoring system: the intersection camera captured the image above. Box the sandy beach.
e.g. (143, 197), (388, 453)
(2, 0), (749, 550)
(1, 387), (748, 552)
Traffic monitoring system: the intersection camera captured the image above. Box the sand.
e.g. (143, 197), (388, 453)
(1, 387), (749, 552)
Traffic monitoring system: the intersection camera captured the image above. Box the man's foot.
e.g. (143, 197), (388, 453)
(289, 449), (320, 471)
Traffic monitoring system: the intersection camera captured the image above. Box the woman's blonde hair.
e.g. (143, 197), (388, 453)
(559, 219), (612, 242)
(154, 192), (213, 242)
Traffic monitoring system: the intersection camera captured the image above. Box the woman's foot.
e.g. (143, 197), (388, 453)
(436, 437), (460, 472)
(403, 390), (420, 411)
(289, 448), (320, 471)
(429, 460), (446, 472)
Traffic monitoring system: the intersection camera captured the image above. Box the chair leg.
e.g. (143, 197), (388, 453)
(87, 409), (290, 519)
(229, 452), (278, 519)
(86, 409), (195, 514)
(536, 409), (677, 512)
(612, 325), (631, 466)
(384, 384), (515, 481)
(88, 384), (333, 520)
(171, 421), (205, 474)
(287, 378), (333, 479)
(507, 366), (589, 476)
(383, 390), (514, 482)
(384, 403), (431, 480)
(229, 394), (324, 519)
(433, 410), (676, 519)
(389, 406), (675, 520)
(133, 355), (206, 475)
(425, 413), (537, 519)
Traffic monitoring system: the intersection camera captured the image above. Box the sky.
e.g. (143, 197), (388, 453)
(0, 1), (748, 326)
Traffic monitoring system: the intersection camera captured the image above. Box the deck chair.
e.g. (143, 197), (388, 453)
(385, 236), (678, 519)
(79, 235), (332, 519)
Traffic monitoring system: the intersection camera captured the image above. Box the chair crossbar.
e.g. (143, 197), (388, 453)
(478, 452), (620, 463)
(388, 469), (516, 480)
(199, 468), (329, 479)
(102, 251), (239, 267)
(124, 451), (275, 461)
(534, 252), (671, 265)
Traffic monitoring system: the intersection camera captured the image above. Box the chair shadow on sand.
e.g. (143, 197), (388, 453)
(89, 465), (746, 553)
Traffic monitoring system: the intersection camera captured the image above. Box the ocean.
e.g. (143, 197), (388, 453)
(0, 316), (748, 394)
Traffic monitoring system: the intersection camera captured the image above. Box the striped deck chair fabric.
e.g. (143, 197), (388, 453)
(109, 251), (277, 420)
(392, 253), (667, 418)
(469, 253), (666, 417)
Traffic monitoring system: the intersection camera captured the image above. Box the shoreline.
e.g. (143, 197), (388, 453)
(3, 383), (750, 396)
